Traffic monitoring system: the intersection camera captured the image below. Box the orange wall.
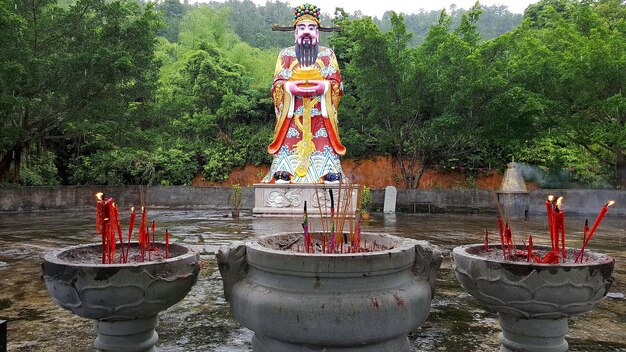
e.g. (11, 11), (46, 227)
(191, 156), (534, 190)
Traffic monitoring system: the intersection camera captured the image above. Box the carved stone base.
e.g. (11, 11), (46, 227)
(498, 314), (568, 352)
(252, 334), (410, 352)
(253, 183), (359, 217)
(94, 315), (158, 352)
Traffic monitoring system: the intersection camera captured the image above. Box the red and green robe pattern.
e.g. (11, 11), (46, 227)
(263, 46), (346, 183)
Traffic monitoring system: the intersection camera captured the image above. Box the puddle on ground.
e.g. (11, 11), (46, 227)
(1, 210), (624, 351)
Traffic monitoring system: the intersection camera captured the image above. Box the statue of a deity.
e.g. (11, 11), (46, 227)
(262, 3), (346, 184)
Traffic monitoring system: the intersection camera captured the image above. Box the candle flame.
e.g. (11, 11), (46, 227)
(556, 197), (563, 208)
(131, 206), (135, 212)
(95, 192), (103, 201)
(548, 195), (554, 202)
(141, 206), (145, 212)
(607, 200), (615, 207)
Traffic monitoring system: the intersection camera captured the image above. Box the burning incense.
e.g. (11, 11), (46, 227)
(546, 195), (555, 250)
(577, 219), (589, 260)
(551, 197), (562, 257)
(576, 201), (614, 263)
(556, 197), (566, 258)
(497, 217), (506, 257)
(302, 201), (310, 253)
(96, 193), (105, 263)
(293, 181), (374, 255)
(165, 229), (169, 259)
(126, 207), (136, 262)
(95, 194), (170, 264)
(113, 203), (124, 263)
(505, 223), (513, 258)
(95, 193), (127, 264)
(139, 207), (147, 261)
(495, 196), (613, 264)
(356, 212), (361, 252)
(339, 182), (354, 240)
(329, 188), (335, 253)
(313, 186), (326, 234)
(113, 203), (123, 263)
(335, 182), (342, 247)
(150, 220), (156, 260)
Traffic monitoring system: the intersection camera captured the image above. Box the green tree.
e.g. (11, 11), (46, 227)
(156, 0), (186, 43)
(374, 3), (522, 46)
(0, 0), (162, 183)
(501, 0), (626, 186)
(152, 4), (275, 182)
(341, 13), (432, 188)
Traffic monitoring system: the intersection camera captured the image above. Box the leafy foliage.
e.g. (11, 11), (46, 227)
(230, 183), (243, 209)
(360, 186), (372, 212)
(1, 0), (163, 183)
(2, 0), (625, 188)
(19, 150), (60, 186)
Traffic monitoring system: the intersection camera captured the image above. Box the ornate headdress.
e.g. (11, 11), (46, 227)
(293, 3), (321, 26)
(272, 3), (340, 32)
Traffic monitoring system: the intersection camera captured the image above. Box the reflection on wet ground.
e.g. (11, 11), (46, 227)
(1, 210), (625, 351)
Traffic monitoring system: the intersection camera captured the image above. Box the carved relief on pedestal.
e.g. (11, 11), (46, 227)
(311, 188), (330, 209)
(265, 188), (303, 208)
(312, 189), (355, 208)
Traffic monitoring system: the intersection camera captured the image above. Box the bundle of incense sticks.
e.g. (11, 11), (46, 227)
(491, 196), (614, 264)
(542, 196), (565, 263)
(303, 180), (366, 254)
(495, 195), (515, 259)
(302, 201), (310, 253)
(96, 192), (121, 264)
(95, 193), (171, 263)
(575, 200), (614, 263)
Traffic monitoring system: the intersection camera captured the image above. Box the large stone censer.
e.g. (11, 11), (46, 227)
(452, 244), (614, 352)
(42, 242), (200, 352)
(217, 232), (442, 352)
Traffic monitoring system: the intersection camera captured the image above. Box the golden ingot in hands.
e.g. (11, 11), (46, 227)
(291, 66), (324, 88)
(295, 164), (308, 177)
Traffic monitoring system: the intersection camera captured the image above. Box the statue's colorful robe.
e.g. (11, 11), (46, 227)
(263, 46), (346, 183)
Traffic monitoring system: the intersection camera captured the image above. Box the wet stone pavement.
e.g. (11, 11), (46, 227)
(0, 210), (625, 351)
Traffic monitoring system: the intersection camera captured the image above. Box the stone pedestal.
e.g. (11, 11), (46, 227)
(94, 315), (158, 352)
(253, 183), (358, 217)
(498, 314), (568, 352)
(252, 334), (409, 352)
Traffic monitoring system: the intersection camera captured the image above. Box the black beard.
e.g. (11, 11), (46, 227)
(295, 41), (318, 67)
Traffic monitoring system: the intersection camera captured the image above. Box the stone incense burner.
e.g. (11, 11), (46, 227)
(452, 244), (614, 352)
(217, 232), (442, 352)
(42, 242), (200, 352)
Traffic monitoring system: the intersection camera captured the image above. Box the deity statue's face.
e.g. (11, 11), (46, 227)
(294, 20), (319, 46)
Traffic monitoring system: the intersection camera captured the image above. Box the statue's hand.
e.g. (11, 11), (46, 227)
(287, 80), (326, 97)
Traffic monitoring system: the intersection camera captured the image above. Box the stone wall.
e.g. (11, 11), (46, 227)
(371, 189), (626, 216)
(1, 186), (625, 216)
(0, 186), (254, 212)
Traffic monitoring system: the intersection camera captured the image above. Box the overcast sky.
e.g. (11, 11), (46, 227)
(203, 0), (540, 18)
